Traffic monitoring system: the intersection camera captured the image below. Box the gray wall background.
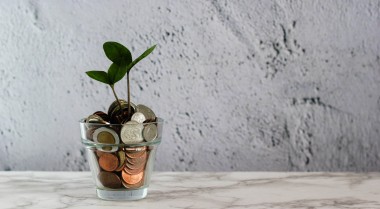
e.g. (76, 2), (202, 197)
(0, 0), (379, 171)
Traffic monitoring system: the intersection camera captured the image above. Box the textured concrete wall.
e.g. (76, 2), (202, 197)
(0, 0), (379, 171)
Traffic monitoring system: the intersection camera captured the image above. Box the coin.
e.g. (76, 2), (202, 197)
(124, 146), (146, 152)
(107, 99), (124, 116)
(125, 150), (146, 159)
(98, 153), (119, 172)
(136, 104), (156, 122)
(143, 124), (158, 142)
(98, 171), (122, 189)
(108, 100), (136, 124)
(93, 127), (120, 152)
(125, 158), (145, 169)
(126, 152), (147, 165)
(86, 127), (98, 141)
(96, 150), (106, 158)
(121, 170), (144, 185)
(93, 111), (110, 122)
(110, 108), (129, 124)
(124, 163), (145, 175)
(115, 151), (126, 171)
(86, 114), (108, 124)
(122, 179), (144, 189)
(131, 112), (146, 123)
(120, 121), (144, 144)
(108, 99), (132, 116)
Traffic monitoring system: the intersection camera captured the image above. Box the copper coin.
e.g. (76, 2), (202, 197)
(124, 163), (145, 175)
(122, 179), (144, 189)
(121, 170), (144, 185)
(98, 153), (119, 172)
(124, 146), (146, 153)
(96, 150), (106, 157)
(125, 163), (143, 171)
(125, 158), (146, 169)
(126, 150), (146, 159)
(98, 171), (122, 189)
(127, 152), (147, 165)
(126, 158), (146, 168)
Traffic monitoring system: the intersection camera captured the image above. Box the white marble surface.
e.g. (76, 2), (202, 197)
(0, 172), (379, 209)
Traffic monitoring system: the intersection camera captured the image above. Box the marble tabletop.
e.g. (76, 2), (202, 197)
(0, 172), (379, 209)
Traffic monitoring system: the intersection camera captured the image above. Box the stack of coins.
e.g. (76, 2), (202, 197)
(95, 147), (149, 189)
(84, 99), (158, 190)
(121, 147), (147, 188)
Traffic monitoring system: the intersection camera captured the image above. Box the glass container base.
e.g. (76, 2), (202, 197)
(96, 188), (148, 201)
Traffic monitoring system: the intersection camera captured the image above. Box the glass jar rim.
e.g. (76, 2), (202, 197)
(80, 117), (163, 147)
(79, 117), (164, 126)
(82, 138), (161, 148)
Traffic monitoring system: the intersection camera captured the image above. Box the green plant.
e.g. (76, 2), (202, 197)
(86, 41), (156, 118)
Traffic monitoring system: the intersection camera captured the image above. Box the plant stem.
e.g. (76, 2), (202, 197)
(127, 73), (131, 118)
(110, 85), (122, 110)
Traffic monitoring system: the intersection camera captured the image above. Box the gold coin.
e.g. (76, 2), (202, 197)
(115, 151), (126, 171)
(93, 127), (120, 152)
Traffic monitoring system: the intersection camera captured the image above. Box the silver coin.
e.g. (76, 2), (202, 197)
(136, 104), (156, 122)
(143, 124), (158, 142)
(120, 121), (144, 144)
(131, 112), (146, 123)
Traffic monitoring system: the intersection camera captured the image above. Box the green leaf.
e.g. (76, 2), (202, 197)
(126, 45), (156, 73)
(103, 42), (132, 66)
(107, 63), (128, 84)
(107, 63), (118, 84)
(85, 71), (110, 85)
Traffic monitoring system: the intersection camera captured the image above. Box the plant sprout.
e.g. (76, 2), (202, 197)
(86, 41), (156, 118)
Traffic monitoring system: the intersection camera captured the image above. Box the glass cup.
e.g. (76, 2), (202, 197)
(79, 118), (163, 200)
